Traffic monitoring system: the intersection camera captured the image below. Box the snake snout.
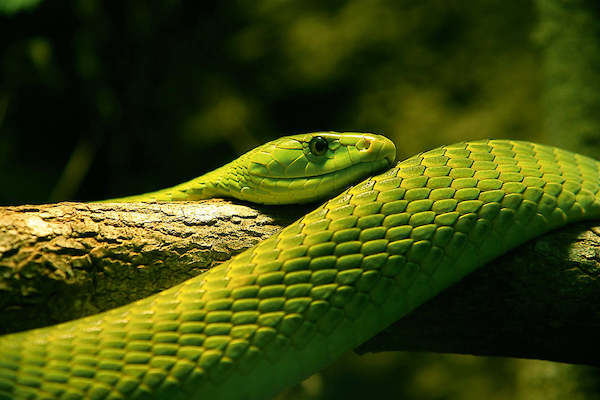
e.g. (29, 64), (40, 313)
(360, 135), (396, 165)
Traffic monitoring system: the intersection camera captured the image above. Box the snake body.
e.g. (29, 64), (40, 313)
(1, 136), (600, 400)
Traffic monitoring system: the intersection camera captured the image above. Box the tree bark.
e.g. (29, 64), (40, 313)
(0, 200), (310, 334)
(0, 201), (599, 366)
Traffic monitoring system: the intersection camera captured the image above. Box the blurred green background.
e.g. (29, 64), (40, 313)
(1, 0), (545, 205)
(1, 0), (599, 399)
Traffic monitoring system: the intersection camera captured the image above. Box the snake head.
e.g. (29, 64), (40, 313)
(228, 132), (396, 204)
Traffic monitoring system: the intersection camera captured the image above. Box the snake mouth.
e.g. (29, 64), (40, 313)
(378, 141), (397, 167)
(252, 156), (394, 180)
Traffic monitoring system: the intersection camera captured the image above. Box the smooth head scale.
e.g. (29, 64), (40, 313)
(110, 132), (397, 204)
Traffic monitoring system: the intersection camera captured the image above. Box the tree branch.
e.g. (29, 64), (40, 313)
(0, 200), (309, 334)
(358, 222), (600, 367)
(0, 201), (598, 366)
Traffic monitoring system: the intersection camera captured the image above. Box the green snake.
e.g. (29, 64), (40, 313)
(1, 132), (599, 400)
(107, 132), (396, 205)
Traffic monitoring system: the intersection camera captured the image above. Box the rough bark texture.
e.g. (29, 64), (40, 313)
(0, 200), (310, 334)
(0, 201), (599, 366)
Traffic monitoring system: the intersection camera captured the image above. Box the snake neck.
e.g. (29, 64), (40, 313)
(111, 164), (245, 202)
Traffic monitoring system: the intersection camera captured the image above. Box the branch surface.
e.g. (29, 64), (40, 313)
(0, 200), (308, 333)
(0, 201), (598, 366)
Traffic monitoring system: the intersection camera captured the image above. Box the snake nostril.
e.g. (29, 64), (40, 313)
(357, 138), (371, 151)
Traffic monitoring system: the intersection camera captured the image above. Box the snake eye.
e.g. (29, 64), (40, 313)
(308, 136), (328, 156)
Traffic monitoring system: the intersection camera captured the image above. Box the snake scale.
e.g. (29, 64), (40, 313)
(1, 133), (599, 400)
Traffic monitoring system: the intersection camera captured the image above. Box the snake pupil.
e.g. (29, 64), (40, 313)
(309, 136), (328, 156)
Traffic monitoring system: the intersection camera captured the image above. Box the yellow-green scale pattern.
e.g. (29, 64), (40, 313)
(2, 140), (600, 400)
